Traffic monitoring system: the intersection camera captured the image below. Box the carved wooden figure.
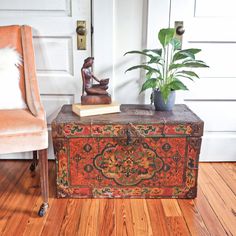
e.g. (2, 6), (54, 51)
(81, 57), (111, 105)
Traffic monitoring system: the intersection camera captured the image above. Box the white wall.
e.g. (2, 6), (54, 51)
(113, 0), (148, 104)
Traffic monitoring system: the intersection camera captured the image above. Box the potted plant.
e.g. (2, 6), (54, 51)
(124, 28), (209, 111)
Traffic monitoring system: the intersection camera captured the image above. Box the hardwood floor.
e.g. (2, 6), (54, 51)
(0, 161), (235, 236)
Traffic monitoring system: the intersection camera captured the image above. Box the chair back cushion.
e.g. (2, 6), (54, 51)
(0, 25), (26, 104)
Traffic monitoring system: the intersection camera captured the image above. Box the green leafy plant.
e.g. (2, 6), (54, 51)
(124, 28), (209, 103)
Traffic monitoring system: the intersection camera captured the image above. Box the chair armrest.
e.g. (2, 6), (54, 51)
(21, 25), (46, 120)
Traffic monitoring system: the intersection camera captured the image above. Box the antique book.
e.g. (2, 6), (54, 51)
(72, 102), (120, 117)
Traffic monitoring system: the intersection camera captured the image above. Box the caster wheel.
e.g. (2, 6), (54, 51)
(38, 203), (49, 217)
(29, 163), (36, 172)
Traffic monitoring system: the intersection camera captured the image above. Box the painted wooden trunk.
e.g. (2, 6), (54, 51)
(52, 104), (203, 199)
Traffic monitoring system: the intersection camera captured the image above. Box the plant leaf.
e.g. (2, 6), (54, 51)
(160, 86), (171, 103)
(176, 70), (200, 78)
(158, 28), (175, 47)
(146, 71), (153, 79)
(184, 61), (209, 68)
(180, 48), (201, 55)
(140, 79), (157, 93)
(125, 65), (160, 74)
(169, 61), (209, 70)
(173, 51), (195, 62)
(170, 38), (181, 50)
(182, 59), (206, 64)
(124, 50), (153, 58)
(176, 75), (194, 81)
(146, 56), (162, 64)
(168, 80), (188, 90)
(143, 48), (162, 56)
(169, 63), (184, 70)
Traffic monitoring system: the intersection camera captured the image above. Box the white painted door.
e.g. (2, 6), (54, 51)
(148, 0), (236, 161)
(0, 0), (92, 159)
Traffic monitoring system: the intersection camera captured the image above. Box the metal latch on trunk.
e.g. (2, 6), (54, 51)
(126, 129), (132, 145)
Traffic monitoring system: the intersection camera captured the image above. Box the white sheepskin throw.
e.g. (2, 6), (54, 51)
(0, 47), (27, 109)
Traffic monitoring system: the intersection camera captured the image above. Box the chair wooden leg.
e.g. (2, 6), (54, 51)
(30, 150), (38, 171)
(38, 149), (49, 217)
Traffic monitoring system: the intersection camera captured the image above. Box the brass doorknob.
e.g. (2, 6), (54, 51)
(76, 25), (86, 36)
(176, 26), (185, 36)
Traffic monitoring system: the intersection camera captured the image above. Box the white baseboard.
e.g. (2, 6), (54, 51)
(200, 132), (236, 162)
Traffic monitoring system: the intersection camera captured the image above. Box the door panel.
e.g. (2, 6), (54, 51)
(195, 0), (236, 17)
(0, 0), (71, 16)
(176, 78), (236, 100)
(189, 43), (236, 78)
(34, 37), (74, 76)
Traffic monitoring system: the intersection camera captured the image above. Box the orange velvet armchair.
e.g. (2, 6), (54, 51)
(0, 25), (49, 216)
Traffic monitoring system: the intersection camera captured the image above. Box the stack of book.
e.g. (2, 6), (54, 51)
(72, 102), (120, 117)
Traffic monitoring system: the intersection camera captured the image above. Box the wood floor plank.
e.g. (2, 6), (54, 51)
(23, 162), (56, 236)
(39, 161), (67, 236)
(194, 187), (227, 236)
(23, 195), (52, 236)
(40, 198), (68, 236)
(166, 217), (190, 236)
(201, 163), (236, 210)
(130, 199), (153, 236)
(0, 161), (28, 208)
(2, 189), (39, 236)
(0, 163), (40, 235)
(199, 163), (236, 235)
(178, 199), (209, 236)
(146, 199), (170, 236)
(76, 199), (99, 236)
(59, 199), (84, 235)
(161, 199), (182, 217)
(0, 161), (23, 184)
(212, 162), (236, 195)
(97, 199), (115, 236)
(115, 199), (135, 236)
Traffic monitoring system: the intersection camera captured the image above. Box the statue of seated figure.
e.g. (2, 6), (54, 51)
(81, 57), (111, 105)
(81, 57), (109, 95)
